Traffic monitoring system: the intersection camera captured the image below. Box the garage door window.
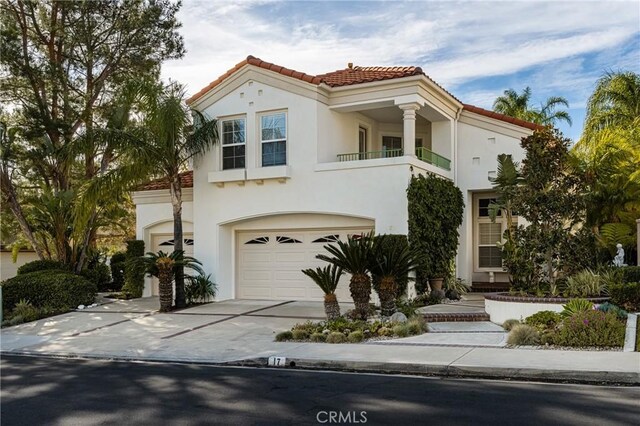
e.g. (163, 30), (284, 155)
(245, 236), (269, 245)
(276, 236), (302, 244)
(159, 238), (194, 246)
(312, 235), (340, 243)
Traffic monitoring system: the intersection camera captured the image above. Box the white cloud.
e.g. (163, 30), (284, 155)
(161, 0), (640, 104)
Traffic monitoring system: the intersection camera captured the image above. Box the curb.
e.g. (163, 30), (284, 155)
(227, 357), (640, 385)
(3, 350), (638, 386)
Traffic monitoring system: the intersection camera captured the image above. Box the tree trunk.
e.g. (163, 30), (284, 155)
(157, 258), (175, 312)
(349, 273), (371, 320)
(0, 184), (46, 260)
(323, 293), (341, 321)
(378, 276), (398, 317)
(170, 176), (186, 308)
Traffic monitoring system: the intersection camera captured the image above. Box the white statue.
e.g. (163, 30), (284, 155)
(613, 243), (627, 267)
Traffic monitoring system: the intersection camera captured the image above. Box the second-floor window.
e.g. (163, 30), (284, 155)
(261, 112), (287, 167)
(222, 118), (246, 170)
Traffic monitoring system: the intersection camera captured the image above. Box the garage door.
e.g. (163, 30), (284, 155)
(149, 234), (194, 296)
(237, 228), (371, 301)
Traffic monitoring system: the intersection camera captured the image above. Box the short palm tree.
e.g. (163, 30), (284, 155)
(317, 233), (374, 320)
(370, 236), (420, 316)
(302, 264), (344, 320)
(142, 250), (204, 312)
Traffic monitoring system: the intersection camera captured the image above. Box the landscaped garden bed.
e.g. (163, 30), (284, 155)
(276, 315), (428, 344)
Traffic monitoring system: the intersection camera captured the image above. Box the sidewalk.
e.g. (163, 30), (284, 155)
(1, 297), (638, 385)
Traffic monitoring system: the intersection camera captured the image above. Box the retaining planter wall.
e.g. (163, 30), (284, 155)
(484, 293), (609, 324)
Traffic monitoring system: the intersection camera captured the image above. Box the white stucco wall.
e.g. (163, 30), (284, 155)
(485, 298), (564, 324)
(133, 69), (533, 300)
(0, 251), (40, 281)
(455, 112), (531, 285)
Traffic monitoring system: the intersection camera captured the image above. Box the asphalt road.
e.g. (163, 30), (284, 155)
(1, 355), (638, 426)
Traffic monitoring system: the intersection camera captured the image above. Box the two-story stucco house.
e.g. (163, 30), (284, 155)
(133, 55), (539, 301)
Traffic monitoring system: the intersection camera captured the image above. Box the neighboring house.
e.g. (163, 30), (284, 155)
(133, 55), (539, 300)
(0, 246), (39, 280)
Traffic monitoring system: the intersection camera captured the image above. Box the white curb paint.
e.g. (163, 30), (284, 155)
(623, 313), (637, 353)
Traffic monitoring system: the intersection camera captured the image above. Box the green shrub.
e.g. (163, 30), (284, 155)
(392, 323), (410, 337)
(185, 274), (217, 304)
(596, 302), (628, 319)
(621, 266), (640, 284)
(275, 331), (293, 342)
(609, 282), (640, 312)
(564, 270), (607, 297)
(310, 332), (326, 342)
(377, 326), (392, 336)
(406, 316), (428, 335)
(507, 325), (540, 346)
(291, 329), (310, 340)
(395, 298), (418, 317)
(326, 332), (347, 344)
(502, 319), (521, 331)
(560, 299), (593, 318)
(524, 311), (561, 330)
(2, 270), (96, 313)
(80, 264), (111, 292)
(110, 252), (127, 291)
(122, 240), (145, 297)
(11, 299), (39, 323)
(553, 310), (625, 347)
(17, 259), (67, 275)
(347, 330), (364, 343)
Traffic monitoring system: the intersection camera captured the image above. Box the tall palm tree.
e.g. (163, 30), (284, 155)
(583, 71), (640, 140)
(317, 233), (374, 320)
(142, 250), (204, 312)
(493, 87), (572, 126)
(121, 83), (219, 308)
(302, 264), (344, 320)
(369, 235), (420, 317)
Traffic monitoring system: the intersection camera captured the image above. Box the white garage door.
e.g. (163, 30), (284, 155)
(237, 228), (371, 301)
(149, 234), (194, 296)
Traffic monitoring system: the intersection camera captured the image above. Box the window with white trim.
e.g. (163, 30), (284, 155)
(221, 118), (246, 170)
(260, 112), (287, 167)
(475, 196), (508, 270)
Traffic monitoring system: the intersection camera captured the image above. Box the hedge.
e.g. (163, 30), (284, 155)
(2, 270), (97, 313)
(17, 259), (67, 275)
(110, 252), (127, 291)
(80, 264), (112, 292)
(609, 281), (640, 312)
(123, 240), (145, 297)
(621, 266), (640, 284)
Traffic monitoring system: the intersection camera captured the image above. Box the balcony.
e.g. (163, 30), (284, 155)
(336, 147), (450, 171)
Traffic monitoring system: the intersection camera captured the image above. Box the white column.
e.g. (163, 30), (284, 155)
(399, 103), (420, 157)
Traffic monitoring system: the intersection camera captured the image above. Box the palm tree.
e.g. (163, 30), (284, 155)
(142, 250), (204, 312)
(583, 71), (640, 140)
(493, 87), (572, 126)
(317, 233), (374, 320)
(369, 235), (420, 317)
(131, 82), (218, 308)
(488, 154), (521, 230)
(302, 264), (344, 320)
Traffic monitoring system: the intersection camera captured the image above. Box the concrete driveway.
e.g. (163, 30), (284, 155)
(0, 297), (354, 363)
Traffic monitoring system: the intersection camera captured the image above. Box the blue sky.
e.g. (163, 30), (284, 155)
(162, 0), (640, 141)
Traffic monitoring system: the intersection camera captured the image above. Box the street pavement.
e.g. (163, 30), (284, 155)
(1, 297), (638, 384)
(1, 355), (638, 426)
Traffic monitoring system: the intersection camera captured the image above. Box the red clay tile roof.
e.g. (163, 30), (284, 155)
(186, 55), (540, 131)
(316, 65), (424, 87)
(462, 104), (543, 131)
(138, 171), (193, 191)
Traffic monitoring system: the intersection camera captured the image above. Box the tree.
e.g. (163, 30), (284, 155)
(0, 0), (184, 270)
(493, 87), (572, 126)
(501, 128), (586, 291)
(317, 233), (374, 320)
(142, 250), (203, 312)
(302, 264), (343, 320)
(583, 71), (640, 140)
